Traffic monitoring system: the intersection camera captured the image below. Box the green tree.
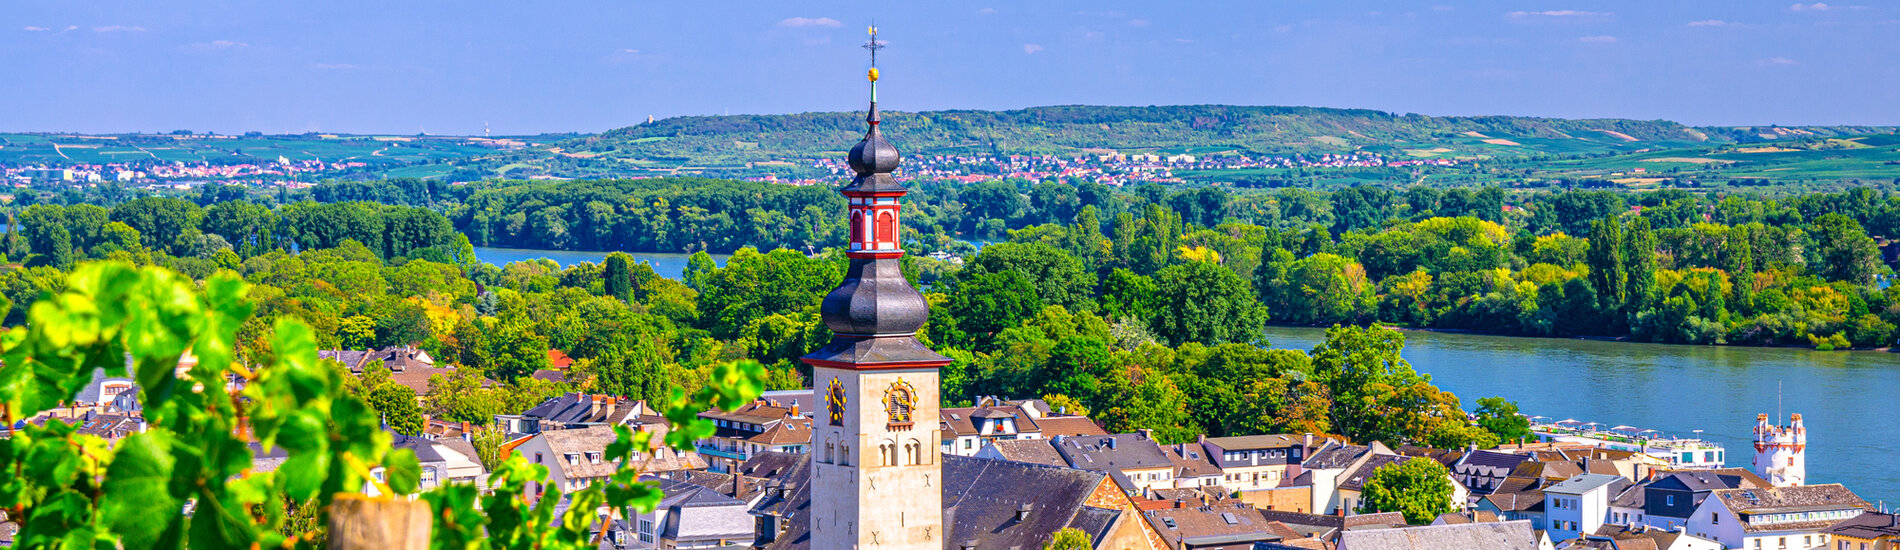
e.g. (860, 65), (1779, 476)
(368, 383), (426, 436)
(1356, 458), (1456, 524)
(603, 252), (635, 301)
(1810, 213), (1881, 286)
(1473, 397), (1531, 445)
(1586, 215), (1627, 326)
(1045, 527), (1092, 550)
(946, 270), (1044, 350)
(1150, 260), (1267, 346)
(963, 242), (1098, 311)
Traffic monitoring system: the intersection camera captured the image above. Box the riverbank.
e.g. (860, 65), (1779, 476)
(1265, 322), (1900, 354)
(1258, 325), (1900, 504)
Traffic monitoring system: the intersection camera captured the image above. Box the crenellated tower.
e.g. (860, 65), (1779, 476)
(802, 25), (950, 550)
(1753, 413), (1807, 487)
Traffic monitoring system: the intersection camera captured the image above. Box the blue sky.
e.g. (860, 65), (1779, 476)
(3, 1), (1897, 135)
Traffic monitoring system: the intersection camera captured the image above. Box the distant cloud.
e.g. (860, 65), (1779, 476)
(1508, 10), (1610, 18)
(1789, 2), (1832, 10)
(92, 25), (145, 33)
(1022, 43), (1043, 54)
(1578, 35), (1617, 43)
(63, 25), (78, 32)
(23, 26), (49, 32)
(182, 39), (249, 52)
(1128, 18), (1150, 27)
(311, 63), (359, 70)
(1687, 19), (1733, 27)
(777, 17), (841, 28)
(1174, 38), (1193, 43)
(1759, 56), (1799, 66)
(976, 7), (996, 15)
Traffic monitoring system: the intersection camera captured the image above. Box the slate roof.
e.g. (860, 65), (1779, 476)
(751, 452), (1128, 550)
(1461, 449), (1532, 470)
(655, 480), (752, 543)
(940, 404), (1041, 437)
(1256, 510), (1407, 538)
(1339, 455), (1412, 492)
(986, 438), (1069, 467)
(1052, 433), (1174, 472)
(1479, 491), (1546, 513)
(1544, 473), (1625, 496)
(1608, 482), (1646, 509)
(1591, 524), (1694, 550)
(1335, 519), (1541, 550)
(1826, 511), (1900, 540)
(1302, 443), (1372, 470)
(1163, 443), (1224, 479)
(73, 413), (141, 441)
(529, 369), (568, 384)
(521, 393), (651, 427)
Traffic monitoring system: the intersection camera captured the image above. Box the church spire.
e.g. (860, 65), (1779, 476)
(802, 26), (947, 364)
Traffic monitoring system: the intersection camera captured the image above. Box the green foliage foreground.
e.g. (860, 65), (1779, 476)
(0, 261), (766, 549)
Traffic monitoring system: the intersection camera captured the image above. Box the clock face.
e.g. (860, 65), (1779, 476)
(826, 378), (846, 426)
(885, 379), (916, 425)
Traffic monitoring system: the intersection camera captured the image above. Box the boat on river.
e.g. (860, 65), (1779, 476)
(1527, 416), (1727, 469)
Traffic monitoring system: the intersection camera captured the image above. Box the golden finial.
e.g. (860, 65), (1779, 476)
(868, 68), (880, 82)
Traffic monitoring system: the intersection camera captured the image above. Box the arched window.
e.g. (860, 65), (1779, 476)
(841, 445), (851, 466)
(850, 211), (864, 244)
(879, 444), (892, 467)
(876, 211), (896, 244)
(904, 442), (917, 465)
(824, 442), (834, 464)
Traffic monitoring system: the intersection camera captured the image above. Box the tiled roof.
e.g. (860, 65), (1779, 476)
(536, 426), (622, 479)
(1204, 434), (1308, 451)
(1336, 520), (1541, 550)
(1035, 415), (1107, 437)
(1144, 502), (1284, 549)
(746, 417), (811, 446)
(1713, 483), (1871, 528)
(1826, 511), (1900, 540)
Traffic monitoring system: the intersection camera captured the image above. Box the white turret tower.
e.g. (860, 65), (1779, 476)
(1752, 413), (1807, 487)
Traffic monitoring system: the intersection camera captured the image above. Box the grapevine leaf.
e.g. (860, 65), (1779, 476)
(102, 431), (182, 550)
(385, 447), (421, 495)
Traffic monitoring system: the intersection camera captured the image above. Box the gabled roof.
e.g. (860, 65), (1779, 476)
(1035, 415), (1107, 438)
(1162, 443), (1223, 479)
(1712, 483), (1871, 517)
(1336, 519), (1541, 550)
(1479, 490), (1546, 513)
(1339, 455), (1414, 492)
(1203, 434), (1308, 451)
(746, 417), (811, 446)
(534, 426), (621, 479)
(752, 452), (1132, 550)
(1051, 433), (1174, 473)
(1826, 511), (1900, 540)
(985, 438), (1068, 467)
(1544, 473), (1625, 496)
(1302, 442), (1372, 470)
(1458, 449), (1532, 470)
(1144, 502), (1283, 549)
(655, 481), (752, 543)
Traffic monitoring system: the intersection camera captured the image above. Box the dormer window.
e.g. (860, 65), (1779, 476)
(586, 452), (602, 464)
(565, 453), (578, 465)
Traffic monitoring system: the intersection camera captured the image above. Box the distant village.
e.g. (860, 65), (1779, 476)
(788, 151), (1461, 187)
(25, 345), (1893, 550)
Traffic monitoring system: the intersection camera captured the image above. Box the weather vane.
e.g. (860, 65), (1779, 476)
(863, 24), (884, 100)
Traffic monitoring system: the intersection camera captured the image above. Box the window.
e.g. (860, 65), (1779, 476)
(1666, 495), (1675, 506)
(1713, 513), (1718, 525)
(875, 211), (896, 243)
(850, 211), (864, 243)
(534, 453), (543, 464)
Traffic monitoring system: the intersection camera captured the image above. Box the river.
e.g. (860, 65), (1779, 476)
(1260, 326), (1900, 504)
(471, 246), (729, 279)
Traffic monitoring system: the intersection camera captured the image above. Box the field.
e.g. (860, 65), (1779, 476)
(0, 133), (512, 168)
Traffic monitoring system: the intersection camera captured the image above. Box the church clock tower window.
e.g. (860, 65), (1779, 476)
(801, 25), (948, 550)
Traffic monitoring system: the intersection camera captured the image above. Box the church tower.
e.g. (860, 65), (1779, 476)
(1753, 413), (1807, 487)
(802, 26), (950, 550)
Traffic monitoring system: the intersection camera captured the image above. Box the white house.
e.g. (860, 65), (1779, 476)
(1686, 484), (1869, 550)
(1543, 474), (1630, 541)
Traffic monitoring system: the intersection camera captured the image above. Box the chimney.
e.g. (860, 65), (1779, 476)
(790, 401), (800, 417)
(1138, 429), (1154, 441)
(1468, 443), (1478, 453)
(1304, 433), (1314, 450)
(1015, 504), (1033, 522)
(961, 540), (979, 550)
(589, 395), (602, 419)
